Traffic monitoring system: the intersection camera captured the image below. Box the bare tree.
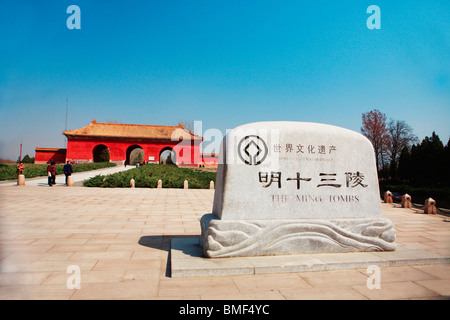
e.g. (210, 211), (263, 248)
(386, 119), (418, 165)
(361, 109), (389, 170)
(178, 120), (195, 134)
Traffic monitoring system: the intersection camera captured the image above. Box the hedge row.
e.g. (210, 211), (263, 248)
(83, 164), (216, 189)
(0, 162), (116, 181)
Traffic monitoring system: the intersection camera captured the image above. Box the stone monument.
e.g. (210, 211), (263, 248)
(200, 122), (396, 258)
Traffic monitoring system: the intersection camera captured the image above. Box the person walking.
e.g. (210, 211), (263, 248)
(63, 160), (73, 185)
(47, 160), (56, 186)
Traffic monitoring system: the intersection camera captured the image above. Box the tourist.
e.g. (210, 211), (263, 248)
(47, 160), (56, 186)
(63, 160), (73, 185)
(16, 161), (24, 175)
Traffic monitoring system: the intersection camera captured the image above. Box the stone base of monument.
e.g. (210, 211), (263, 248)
(170, 237), (450, 278)
(200, 214), (396, 258)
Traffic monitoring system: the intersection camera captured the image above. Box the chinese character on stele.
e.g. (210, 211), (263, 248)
(258, 171), (367, 189)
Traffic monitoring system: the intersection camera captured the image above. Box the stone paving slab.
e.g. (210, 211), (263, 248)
(0, 186), (449, 300)
(171, 238), (450, 278)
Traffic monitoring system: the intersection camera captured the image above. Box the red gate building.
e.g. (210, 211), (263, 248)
(35, 120), (203, 165)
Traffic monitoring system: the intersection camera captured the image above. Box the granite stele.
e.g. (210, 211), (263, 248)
(200, 122), (396, 258)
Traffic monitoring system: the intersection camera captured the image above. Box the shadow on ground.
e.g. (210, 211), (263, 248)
(138, 235), (200, 277)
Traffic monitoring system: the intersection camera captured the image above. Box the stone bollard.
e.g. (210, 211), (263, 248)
(210, 180), (214, 190)
(384, 191), (393, 203)
(17, 174), (25, 186)
(67, 175), (74, 187)
(130, 178), (135, 188)
(401, 193), (412, 209)
(424, 197), (437, 214)
(157, 179), (162, 189)
(184, 180), (188, 189)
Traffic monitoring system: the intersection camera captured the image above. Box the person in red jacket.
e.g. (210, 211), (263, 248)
(47, 160), (56, 186)
(16, 161), (24, 175)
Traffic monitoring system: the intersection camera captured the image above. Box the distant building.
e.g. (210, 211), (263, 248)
(200, 153), (219, 167)
(35, 120), (208, 166)
(34, 148), (67, 164)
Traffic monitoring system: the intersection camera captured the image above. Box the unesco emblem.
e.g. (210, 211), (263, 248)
(237, 135), (268, 166)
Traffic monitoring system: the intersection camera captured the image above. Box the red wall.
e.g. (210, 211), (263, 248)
(201, 154), (219, 166)
(35, 149), (67, 164)
(66, 137), (201, 165)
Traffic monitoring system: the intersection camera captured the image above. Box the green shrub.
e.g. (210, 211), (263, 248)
(83, 164), (216, 189)
(0, 164), (18, 180)
(0, 162), (116, 181)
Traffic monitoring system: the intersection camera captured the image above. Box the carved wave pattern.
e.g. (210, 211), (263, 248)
(201, 215), (396, 258)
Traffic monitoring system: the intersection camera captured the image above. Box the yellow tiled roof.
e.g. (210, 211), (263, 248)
(63, 120), (202, 141)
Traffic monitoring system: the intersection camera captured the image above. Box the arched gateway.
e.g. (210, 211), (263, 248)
(159, 147), (176, 164)
(62, 120), (203, 165)
(93, 144), (110, 162)
(126, 145), (144, 165)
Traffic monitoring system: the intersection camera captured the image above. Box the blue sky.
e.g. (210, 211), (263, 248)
(0, 0), (449, 160)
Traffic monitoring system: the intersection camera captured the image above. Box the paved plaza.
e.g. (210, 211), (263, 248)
(0, 179), (449, 299)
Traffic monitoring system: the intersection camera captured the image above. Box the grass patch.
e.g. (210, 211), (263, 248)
(83, 164), (216, 189)
(0, 162), (116, 181)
